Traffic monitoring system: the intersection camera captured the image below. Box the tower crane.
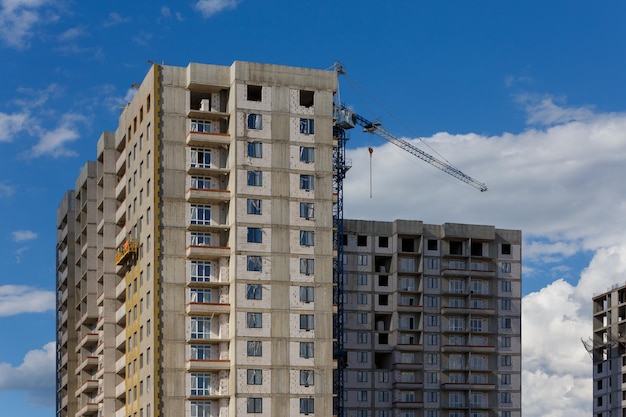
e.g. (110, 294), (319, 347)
(336, 106), (488, 192)
(331, 64), (487, 417)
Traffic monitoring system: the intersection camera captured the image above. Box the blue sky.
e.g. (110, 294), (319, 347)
(2, 1), (626, 416)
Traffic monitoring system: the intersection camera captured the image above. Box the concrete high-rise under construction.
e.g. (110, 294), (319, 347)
(589, 284), (626, 417)
(55, 61), (521, 417)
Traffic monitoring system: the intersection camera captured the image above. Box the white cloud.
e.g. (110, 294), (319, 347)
(524, 240), (583, 264)
(518, 94), (595, 126)
(13, 245), (29, 262)
(104, 87), (137, 112)
(0, 181), (13, 197)
(0, 86), (87, 158)
(29, 113), (86, 158)
(342, 98), (626, 416)
(0, 342), (55, 406)
(102, 11), (129, 28)
(132, 31), (153, 46)
(505, 74), (532, 88)
(518, 244), (626, 417)
(57, 26), (83, 42)
(345, 100), (626, 257)
(0, 111), (27, 142)
(0, 0), (52, 48)
(0, 285), (54, 316)
(14, 83), (60, 107)
(12, 229), (37, 241)
(161, 6), (183, 21)
(194, 0), (240, 18)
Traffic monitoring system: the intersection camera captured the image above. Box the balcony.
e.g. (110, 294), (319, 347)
(115, 151), (127, 177)
(115, 204), (126, 226)
(75, 380), (99, 396)
(95, 388), (104, 404)
(115, 354), (126, 375)
(60, 373), (68, 388)
(115, 380), (126, 399)
(60, 309), (69, 326)
(75, 356), (99, 375)
(76, 333), (99, 352)
(441, 343), (495, 353)
(116, 407), (126, 417)
(441, 307), (495, 316)
(186, 302), (230, 315)
(57, 262), (68, 282)
(186, 359), (230, 372)
(393, 380), (424, 390)
(96, 217), (105, 234)
(58, 244), (69, 263)
(393, 400), (423, 408)
(115, 279), (127, 300)
(466, 344), (496, 353)
(186, 131), (231, 147)
(186, 164), (229, 178)
(115, 239), (138, 266)
(95, 359), (104, 379)
(186, 245), (230, 260)
(186, 329), (229, 344)
(115, 227), (127, 249)
(75, 308), (98, 330)
(76, 402), (98, 417)
(115, 330), (126, 350)
(115, 174), (126, 202)
(80, 240), (90, 257)
(440, 382), (496, 390)
(186, 221), (229, 233)
(96, 291), (104, 307)
(470, 259), (495, 269)
(60, 331), (68, 346)
(186, 188), (230, 204)
(59, 223), (69, 242)
(115, 305), (126, 325)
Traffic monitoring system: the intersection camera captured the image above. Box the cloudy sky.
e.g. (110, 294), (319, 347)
(2, 0), (626, 416)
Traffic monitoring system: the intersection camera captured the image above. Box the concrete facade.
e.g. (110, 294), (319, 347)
(56, 190), (78, 416)
(591, 284), (626, 416)
(56, 61), (522, 417)
(56, 61), (337, 417)
(341, 220), (522, 417)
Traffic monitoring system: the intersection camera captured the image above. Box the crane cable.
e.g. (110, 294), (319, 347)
(368, 147), (373, 198)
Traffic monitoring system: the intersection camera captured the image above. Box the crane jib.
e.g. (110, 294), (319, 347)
(337, 105), (487, 192)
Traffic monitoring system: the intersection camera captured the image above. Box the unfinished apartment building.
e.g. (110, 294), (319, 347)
(591, 284), (626, 417)
(56, 61), (337, 417)
(341, 220), (522, 417)
(56, 60), (523, 417)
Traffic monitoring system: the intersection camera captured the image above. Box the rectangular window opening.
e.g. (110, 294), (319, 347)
(300, 90), (314, 107)
(247, 85), (262, 102)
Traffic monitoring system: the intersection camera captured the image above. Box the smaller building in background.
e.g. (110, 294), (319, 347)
(341, 220), (522, 417)
(591, 284), (626, 417)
